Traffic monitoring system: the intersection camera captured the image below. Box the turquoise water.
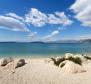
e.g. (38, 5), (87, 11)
(0, 42), (91, 57)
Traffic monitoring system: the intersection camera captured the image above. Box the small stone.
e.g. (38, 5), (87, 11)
(15, 59), (26, 68)
(65, 53), (74, 59)
(1, 57), (13, 66)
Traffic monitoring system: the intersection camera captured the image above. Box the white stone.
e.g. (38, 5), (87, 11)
(65, 53), (74, 59)
(1, 57), (13, 66)
(61, 60), (86, 74)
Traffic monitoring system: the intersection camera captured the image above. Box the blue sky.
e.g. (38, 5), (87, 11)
(0, 0), (91, 42)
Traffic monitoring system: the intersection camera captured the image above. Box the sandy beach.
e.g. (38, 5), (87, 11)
(0, 54), (91, 84)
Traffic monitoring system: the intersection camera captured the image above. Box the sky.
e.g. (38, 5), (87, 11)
(0, 0), (91, 42)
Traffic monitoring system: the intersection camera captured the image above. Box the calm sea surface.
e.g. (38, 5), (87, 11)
(0, 42), (91, 58)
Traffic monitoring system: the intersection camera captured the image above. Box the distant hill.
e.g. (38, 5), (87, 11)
(81, 39), (91, 43)
(0, 39), (91, 43)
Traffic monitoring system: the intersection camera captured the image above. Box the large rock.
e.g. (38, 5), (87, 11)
(49, 57), (65, 66)
(59, 60), (68, 68)
(65, 53), (74, 59)
(60, 61), (86, 74)
(15, 59), (26, 68)
(1, 57), (13, 66)
(74, 54), (87, 63)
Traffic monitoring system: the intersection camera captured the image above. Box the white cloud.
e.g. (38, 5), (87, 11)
(25, 8), (72, 27)
(27, 32), (40, 42)
(0, 8), (72, 33)
(78, 35), (91, 40)
(6, 13), (24, 21)
(28, 32), (37, 38)
(0, 15), (29, 32)
(70, 0), (91, 27)
(25, 8), (47, 27)
(55, 12), (72, 25)
(44, 30), (60, 41)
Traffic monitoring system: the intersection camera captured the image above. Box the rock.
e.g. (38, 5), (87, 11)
(61, 61), (86, 74)
(59, 60), (67, 68)
(1, 57), (13, 66)
(1, 58), (8, 66)
(45, 58), (53, 63)
(65, 53), (74, 59)
(15, 59), (26, 68)
(55, 57), (65, 65)
(50, 57), (65, 66)
(49, 60), (54, 65)
(55, 57), (64, 62)
(74, 54), (87, 63)
(74, 54), (83, 58)
(83, 55), (91, 60)
(55, 57), (61, 61)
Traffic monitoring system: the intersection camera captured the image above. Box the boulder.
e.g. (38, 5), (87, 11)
(15, 59), (26, 68)
(1, 57), (13, 66)
(59, 60), (67, 68)
(74, 54), (87, 63)
(61, 61), (86, 74)
(49, 57), (65, 66)
(65, 53), (74, 59)
(83, 54), (91, 60)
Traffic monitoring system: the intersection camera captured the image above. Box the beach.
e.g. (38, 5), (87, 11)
(0, 55), (91, 84)
(0, 0), (91, 84)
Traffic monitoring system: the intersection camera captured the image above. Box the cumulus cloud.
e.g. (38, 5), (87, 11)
(27, 32), (39, 42)
(6, 13), (24, 21)
(0, 15), (29, 32)
(27, 32), (37, 38)
(25, 8), (72, 27)
(70, 0), (91, 27)
(25, 8), (47, 27)
(44, 30), (60, 41)
(55, 12), (72, 25)
(0, 8), (72, 33)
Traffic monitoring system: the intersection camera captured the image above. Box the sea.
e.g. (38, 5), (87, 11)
(0, 42), (91, 58)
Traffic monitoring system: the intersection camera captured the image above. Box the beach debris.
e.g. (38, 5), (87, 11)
(15, 59), (26, 68)
(1, 57), (13, 66)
